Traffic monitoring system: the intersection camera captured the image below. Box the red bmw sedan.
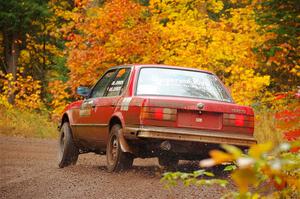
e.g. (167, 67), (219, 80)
(58, 65), (256, 172)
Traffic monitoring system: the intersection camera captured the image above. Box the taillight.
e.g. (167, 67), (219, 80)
(235, 114), (244, 126)
(223, 113), (254, 128)
(141, 107), (177, 121)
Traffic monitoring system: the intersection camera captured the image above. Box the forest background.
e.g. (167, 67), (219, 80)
(0, 0), (299, 142)
(0, 0), (299, 197)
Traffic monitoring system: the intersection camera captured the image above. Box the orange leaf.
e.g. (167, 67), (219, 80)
(209, 150), (234, 164)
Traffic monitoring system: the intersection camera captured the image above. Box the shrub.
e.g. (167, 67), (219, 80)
(162, 142), (300, 198)
(0, 106), (57, 139)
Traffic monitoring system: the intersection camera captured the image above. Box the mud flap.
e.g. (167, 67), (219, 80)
(119, 129), (135, 154)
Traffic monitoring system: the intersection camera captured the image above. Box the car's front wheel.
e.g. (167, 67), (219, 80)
(58, 122), (79, 168)
(106, 124), (133, 172)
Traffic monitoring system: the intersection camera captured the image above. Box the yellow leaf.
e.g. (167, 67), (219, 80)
(231, 168), (257, 193)
(249, 142), (273, 159)
(221, 144), (243, 158)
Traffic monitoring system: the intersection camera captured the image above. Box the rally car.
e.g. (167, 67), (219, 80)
(58, 64), (256, 172)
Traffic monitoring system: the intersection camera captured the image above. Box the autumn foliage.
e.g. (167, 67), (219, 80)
(0, 69), (42, 110)
(64, 0), (272, 107)
(0, 0), (298, 117)
(65, 0), (160, 94)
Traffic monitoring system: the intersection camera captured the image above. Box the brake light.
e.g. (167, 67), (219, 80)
(235, 114), (244, 126)
(223, 113), (254, 128)
(141, 107), (177, 121)
(154, 108), (164, 120)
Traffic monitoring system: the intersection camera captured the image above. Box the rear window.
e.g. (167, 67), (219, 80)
(136, 68), (232, 102)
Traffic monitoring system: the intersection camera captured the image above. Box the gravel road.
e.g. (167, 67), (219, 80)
(0, 135), (230, 199)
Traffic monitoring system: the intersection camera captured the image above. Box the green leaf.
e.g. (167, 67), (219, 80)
(274, 175), (282, 185)
(224, 165), (237, 171)
(204, 171), (215, 177)
(180, 173), (189, 179)
(252, 47), (259, 53)
(276, 27), (287, 35)
(193, 170), (205, 177)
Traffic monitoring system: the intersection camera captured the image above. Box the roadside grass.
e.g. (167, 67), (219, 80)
(0, 106), (57, 139)
(254, 110), (283, 144)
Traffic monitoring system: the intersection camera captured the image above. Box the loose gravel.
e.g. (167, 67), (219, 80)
(0, 135), (231, 199)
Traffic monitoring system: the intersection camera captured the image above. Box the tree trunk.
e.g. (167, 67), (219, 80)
(3, 31), (20, 104)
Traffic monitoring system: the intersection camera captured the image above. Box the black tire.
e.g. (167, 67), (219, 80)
(58, 122), (79, 168)
(106, 124), (133, 172)
(158, 155), (179, 171)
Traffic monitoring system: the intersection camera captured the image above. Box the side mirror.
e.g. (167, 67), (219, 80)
(76, 86), (90, 97)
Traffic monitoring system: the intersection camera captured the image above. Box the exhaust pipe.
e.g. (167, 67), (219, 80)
(160, 141), (171, 151)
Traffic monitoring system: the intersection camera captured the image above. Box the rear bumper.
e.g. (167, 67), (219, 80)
(124, 126), (256, 147)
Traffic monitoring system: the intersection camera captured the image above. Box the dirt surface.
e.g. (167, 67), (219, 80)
(0, 135), (231, 199)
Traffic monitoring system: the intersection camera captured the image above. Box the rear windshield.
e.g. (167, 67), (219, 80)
(136, 68), (232, 102)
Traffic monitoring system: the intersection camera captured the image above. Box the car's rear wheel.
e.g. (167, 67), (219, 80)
(58, 122), (79, 168)
(158, 155), (179, 171)
(106, 124), (133, 172)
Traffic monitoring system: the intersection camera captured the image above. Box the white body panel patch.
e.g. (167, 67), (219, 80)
(79, 108), (91, 116)
(121, 97), (132, 111)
